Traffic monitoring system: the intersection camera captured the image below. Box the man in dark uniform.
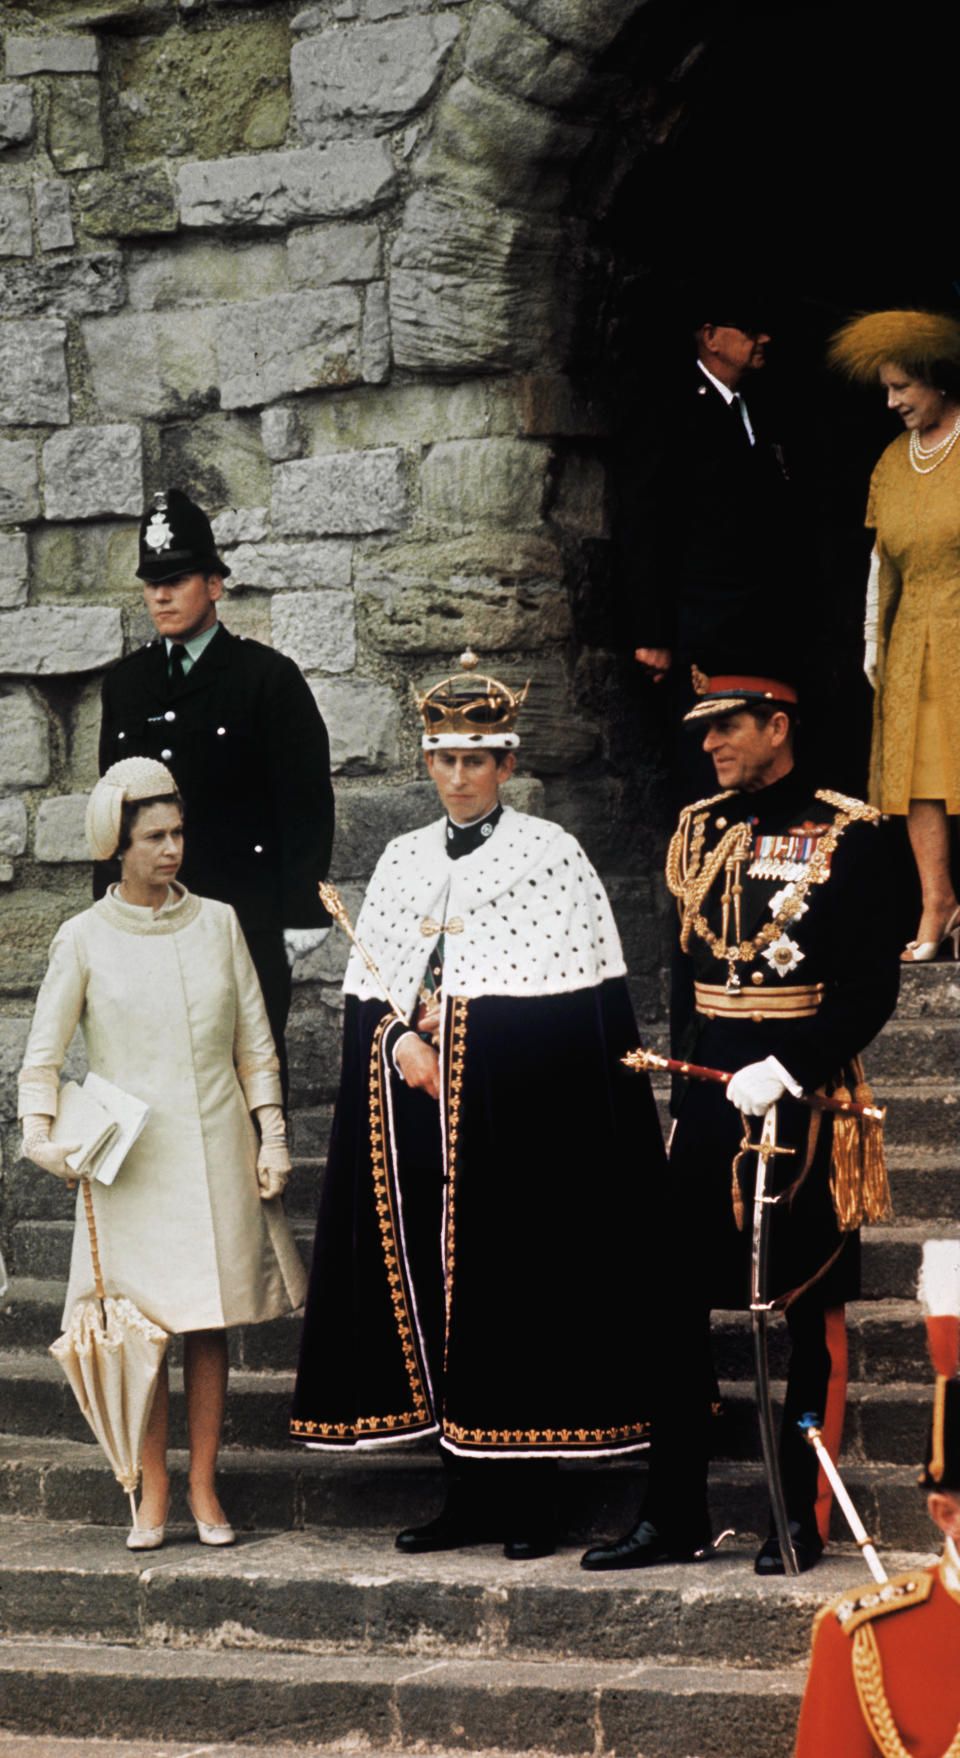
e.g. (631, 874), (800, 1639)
(623, 293), (796, 688)
(291, 653), (666, 1559)
(795, 1246), (960, 1755)
(97, 489), (335, 1092)
(582, 671), (900, 1575)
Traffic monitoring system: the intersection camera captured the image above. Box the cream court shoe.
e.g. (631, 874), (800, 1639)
(902, 904), (960, 963)
(187, 1490), (235, 1546)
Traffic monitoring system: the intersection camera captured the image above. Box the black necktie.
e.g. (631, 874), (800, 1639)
(168, 643), (188, 688)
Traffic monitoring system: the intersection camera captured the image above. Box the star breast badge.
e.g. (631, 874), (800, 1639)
(762, 933), (805, 977)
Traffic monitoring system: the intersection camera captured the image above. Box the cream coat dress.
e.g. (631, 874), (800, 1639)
(19, 885), (306, 1332)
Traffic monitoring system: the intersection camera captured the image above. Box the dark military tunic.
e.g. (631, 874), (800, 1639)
(644, 765), (900, 1541)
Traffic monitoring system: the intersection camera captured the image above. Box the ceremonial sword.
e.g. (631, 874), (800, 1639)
(623, 1048), (886, 1575)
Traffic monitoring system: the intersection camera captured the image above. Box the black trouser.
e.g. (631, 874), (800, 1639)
(243, 928), (292, 1106)
(643, 1291), (846, 1543)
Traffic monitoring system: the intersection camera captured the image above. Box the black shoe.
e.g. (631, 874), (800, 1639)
(580, 1518), (713, 1572)
(754, 1521), (824, 1576)
(395, 1511), (483, 1554)
(504, 1531), (555, 1561)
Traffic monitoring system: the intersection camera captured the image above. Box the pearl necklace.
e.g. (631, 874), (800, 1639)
(909, 411), (960, 473)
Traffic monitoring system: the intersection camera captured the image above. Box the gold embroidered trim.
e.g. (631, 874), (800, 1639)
(290, 1412), (432, 1439)
(852, 1621), (960, 1758)
(443, 996), (469, 1361)
(666, 789), (875, 974)
(444, 1418), (651, 1449)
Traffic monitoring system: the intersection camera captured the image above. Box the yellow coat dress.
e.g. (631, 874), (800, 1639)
(18, 885), (306, 1333)
(867, 430), (960, 814)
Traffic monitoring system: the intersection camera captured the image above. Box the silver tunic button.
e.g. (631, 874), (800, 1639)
(217, 726), (226, 736)
(161, 748), (172, 760)
(164, 710), (176, 723)
(254, 844), (263, 854)
(118, 731), (125, 740)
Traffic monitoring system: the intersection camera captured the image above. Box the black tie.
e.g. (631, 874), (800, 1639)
(168, 643), (188, 688)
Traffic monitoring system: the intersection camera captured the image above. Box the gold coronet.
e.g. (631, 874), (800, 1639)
(416, 649), (530, 740)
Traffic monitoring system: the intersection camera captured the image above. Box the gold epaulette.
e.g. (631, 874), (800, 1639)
(830, 1568), (934, 1635)
(815, 787), (882, 824)
(678, 788), (735, 819)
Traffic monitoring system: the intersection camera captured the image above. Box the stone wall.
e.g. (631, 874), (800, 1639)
(0, 0), (692, 1233)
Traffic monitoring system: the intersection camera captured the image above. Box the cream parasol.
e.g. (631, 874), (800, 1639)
(49, 1179), (168, 1528)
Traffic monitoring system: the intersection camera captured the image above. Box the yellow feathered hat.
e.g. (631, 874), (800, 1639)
(828, 309), (960, 384)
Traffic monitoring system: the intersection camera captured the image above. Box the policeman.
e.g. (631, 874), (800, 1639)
(582, 670), (901, 1575)
(97, 489), (335, 1092)
(795, 1250), (960, 1755)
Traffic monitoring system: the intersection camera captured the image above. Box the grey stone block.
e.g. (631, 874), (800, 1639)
(310, 676), (401, 773)
(218, 288), (364, 409)
(42, 426), (143, 521)
(0, 798), (27, 857)
(65, 677), (103, 791)
(0, 608), (122, 675)
(0, 188), (32, 258)
(260, 406), (304, 462)
(126, 239), (288, 312)
(82, 308), (219, 421)
(225, 540), (352, 592)
(0, 533), (29, 610)
(211, 507), (270, 547)
(331, 780), (440, 875)
(48, 77), (104, 173)
(0, 690), (49, 787)
(464, 3), (592, 108)
(390, 189), (567, 373)
(287, 222), (382, 288)
(27, 519), (138, 604)
(0, 321), (69, 425)
(34, 180), (74, 252)
(178, 141), (395, 232)
(361, 280), (390, 383)
(5, 37), (100, 76)
(292, 16), (461, 135)
(34, 795), (91, 863)
(74, 166), (178, 238)
(273, 448), (407, 536)
(271, 589), (356, 674)
(0, 83), (34, 150)
(506, 0), (645, 54)
(0, 253), (125, 320)
(421, 438), (549, 530)
(422, 76), (590, 211)
(0, 440), (40, 525)
(357, 564), (571, 654)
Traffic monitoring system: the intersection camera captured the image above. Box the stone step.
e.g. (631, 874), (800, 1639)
(0, 1279), (937, 1383)
(896, 962), (960, 1015)
(884, 1146), (960, 1218)
(0, 1519), (930, 1665)
(0, 1354), (926, 1468)
(0, 1432), (937, 1550)
(0, 1632), (807, 1758)
(861, 1015), (960, 1080)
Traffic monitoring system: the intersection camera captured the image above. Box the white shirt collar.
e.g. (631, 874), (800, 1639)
(697, 359), (737, 405)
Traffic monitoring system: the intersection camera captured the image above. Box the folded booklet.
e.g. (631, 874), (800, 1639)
(51, 1073), (150, 1186)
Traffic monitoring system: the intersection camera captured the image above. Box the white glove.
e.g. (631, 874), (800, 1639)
(257, 1141), (291, 1199)
(725, 1056), (799, 1116)
(864, 547), (879, 689)
(283, 926), (330, 968)
(254, 1102), (290, 1199)
(20, 1115), (80, 1181)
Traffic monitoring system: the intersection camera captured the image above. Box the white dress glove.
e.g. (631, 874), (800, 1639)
(725, 1056), (800, 1116)
(283, 927), (330, 968)
(864, 547), (879, 688)
(20, 1114), (80, 1181)
(254, 1102), (291, 1199)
